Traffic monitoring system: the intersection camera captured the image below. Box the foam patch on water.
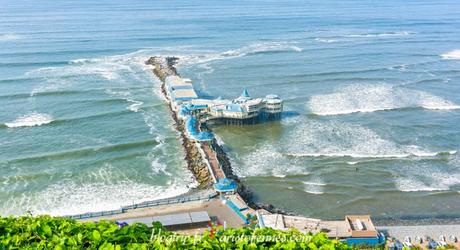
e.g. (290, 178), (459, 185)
(4, 112), (53, 128)
(0, 34), (22, 41)
(395, 172), (460, 192)
(441, 49), (460, 60)
(234, 143), (306, 177)
(308, 84), (460, 115)
(314, 31), (411, 43)
(345, 31), (411, 38)
(127, 99), (143, 112)
(302, 179), (326, 194)
(314, 38), (338, 43)
(285, 120), (442, 159)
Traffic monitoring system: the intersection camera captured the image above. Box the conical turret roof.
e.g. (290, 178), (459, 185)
(241, 88), (250, 98)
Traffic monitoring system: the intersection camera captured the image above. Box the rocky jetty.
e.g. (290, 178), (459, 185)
(146, 57), (213, 188)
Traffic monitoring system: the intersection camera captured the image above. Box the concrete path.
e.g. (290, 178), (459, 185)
(201, 142), (225, 180)
(82, 199), (246, 229)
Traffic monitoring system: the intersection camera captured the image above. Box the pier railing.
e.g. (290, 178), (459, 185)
(66, 191), (217, 220)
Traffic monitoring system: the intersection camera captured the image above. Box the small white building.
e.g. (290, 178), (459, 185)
(165, 75), (198, 111)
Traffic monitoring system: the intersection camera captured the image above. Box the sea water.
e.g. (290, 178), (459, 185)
(1, 0), (459, 218)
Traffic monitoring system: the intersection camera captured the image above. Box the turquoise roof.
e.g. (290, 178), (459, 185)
(241, 88), (250, 98)
(214, 178), (237, 192)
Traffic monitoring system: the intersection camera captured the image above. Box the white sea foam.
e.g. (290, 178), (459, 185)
(127, 99), (143, 112)
(303, 179), (325, 194)
(314, 38), (338, 43)
(0, 162), (193, 216)
(176, 41), (302, 67)
(302, 181), (326, 186)
(347, 162), (358, 165)
(1, 180), (190, 216)
(314, 31), (411, 43)
(395, 178), (446, 192)
(345, 31), (411, 38)
(0, 34), (22, 41)
(441, 49), (460, 60)
(27, 52), (147, 84)
(4, 112), (53, 128)
(395, 173), (460, 192)
(285, 120), (442, 159)
(308, 84), (460, 115)
(234, 143), (307, 177)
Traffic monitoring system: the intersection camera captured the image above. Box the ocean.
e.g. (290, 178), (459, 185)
(1, 0), (459, 219)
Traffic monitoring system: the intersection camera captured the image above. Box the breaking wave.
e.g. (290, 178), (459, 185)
(287, 151), (455, 159)
(308, 84), (460, 115)
(285, 120), (449, 159)
(441, 49), (460, 60)
(0, 163), (191, 216)
(4, 112), (54, 128)
(395, 170), (460, 192)
(234, 143), (307, 177)
(175, 41), (302, 67)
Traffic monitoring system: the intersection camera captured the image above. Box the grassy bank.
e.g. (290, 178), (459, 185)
(0, 215), (355, 249)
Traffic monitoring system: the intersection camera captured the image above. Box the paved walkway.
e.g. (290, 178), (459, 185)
(82, 199), (246, 230)
(201, 142), (225, 180)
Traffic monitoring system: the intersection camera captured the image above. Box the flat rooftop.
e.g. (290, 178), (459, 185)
(346, 215), (378, 238)
(119, 211), (211, 227)
(166, 75), (194, 88)
(172, 89), (198, 100)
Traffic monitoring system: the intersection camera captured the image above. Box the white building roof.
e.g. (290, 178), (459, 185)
(190, 211), (211, 223)
(172, 89), (198, 100)
(118, 211), (211, 227)
(166, 75), (193, 88)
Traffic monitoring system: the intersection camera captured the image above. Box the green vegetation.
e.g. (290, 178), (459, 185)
(0, 215), (354, 249)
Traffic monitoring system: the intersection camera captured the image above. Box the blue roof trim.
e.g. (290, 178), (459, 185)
(185, 116), (214, 141)
(214, 178), (237, 191)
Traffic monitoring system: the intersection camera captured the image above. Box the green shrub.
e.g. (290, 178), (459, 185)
(0, 215), (355, 249)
